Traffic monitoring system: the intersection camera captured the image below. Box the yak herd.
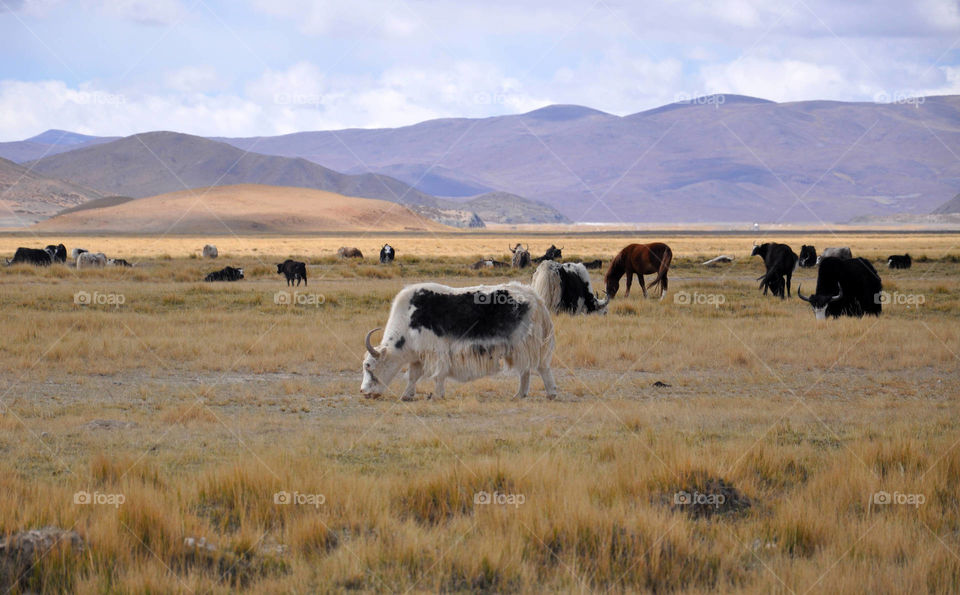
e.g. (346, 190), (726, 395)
(4, 239), (916, 322)
(1, 237), (930, 399)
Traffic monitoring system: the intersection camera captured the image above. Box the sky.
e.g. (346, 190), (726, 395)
(1, 0), (959, 140)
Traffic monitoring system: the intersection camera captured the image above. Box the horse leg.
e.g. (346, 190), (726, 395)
(638, 274), (647, 299)
(659, 272), (668, 300)
(625, 272), (633, 297)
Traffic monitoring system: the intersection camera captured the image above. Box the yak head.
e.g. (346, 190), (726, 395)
(798, 284), (842, 320)
(360, 328), (409, 397)
(750, 242), (768, 258)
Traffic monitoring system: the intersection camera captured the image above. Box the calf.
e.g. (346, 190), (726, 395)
(204, 266), (244, 282)
(277, 259), (307, 286)
(360, 282), (556, 400)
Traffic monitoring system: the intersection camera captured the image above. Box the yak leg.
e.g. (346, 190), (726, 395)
(514, 370), (531, 399)
(401, 361), (423, 401)
(785, 272), (792, 298)
(431, 376), (446, 400)
(539, 366), (557, 399)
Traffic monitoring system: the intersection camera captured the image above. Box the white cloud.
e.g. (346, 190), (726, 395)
(98, 0), (185, 25)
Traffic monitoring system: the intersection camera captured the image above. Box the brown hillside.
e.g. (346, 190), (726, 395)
(0, 157), (103, 226)
(33, 184), (451, 233)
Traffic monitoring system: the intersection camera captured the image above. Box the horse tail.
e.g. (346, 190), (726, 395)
(647, 245), (672, 291)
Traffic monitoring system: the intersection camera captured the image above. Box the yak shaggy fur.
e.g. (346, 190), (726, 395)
(361, 282), (556, 400)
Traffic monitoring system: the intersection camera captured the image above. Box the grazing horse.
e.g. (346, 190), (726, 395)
(604, 242), (673, 299)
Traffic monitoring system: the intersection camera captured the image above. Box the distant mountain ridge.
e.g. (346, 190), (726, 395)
(6, 94), (960, 224)
(0, 157), (103, 226)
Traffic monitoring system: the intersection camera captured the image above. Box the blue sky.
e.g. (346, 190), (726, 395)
(1, 0), (958, 139)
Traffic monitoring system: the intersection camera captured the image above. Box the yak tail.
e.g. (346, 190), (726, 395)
(647, 246), (673, 291)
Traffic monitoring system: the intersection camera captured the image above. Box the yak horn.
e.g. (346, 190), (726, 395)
(830, 285), (843, 303)
(365, 328), (382, 358)
(797, 285), (810, 302)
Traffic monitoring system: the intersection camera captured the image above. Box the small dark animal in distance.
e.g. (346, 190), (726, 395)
(205, 266), (244, 282)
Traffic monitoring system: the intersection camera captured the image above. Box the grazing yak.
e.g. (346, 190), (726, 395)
(532, 245), (562, 263)
(6, 247), (53, 266)
(202, 244), (218, 259)
(798, 257), (882, 319)
(45, 244), (67, 263)
(77, 252), (107, 269)
(470, 258), (508, 270)
(751, 242), (797, 299)
(338, 247), (363, 259)
(361, 282), (556, 401)
(888, 254), (912, 269)
(277, 259), (307, 286)
(532, 261), (608, 315)
(509, 244), (531, 268)
(108, 258), (132, 267)
(379, 244), (395, 264)
(816, 246), (852, 265)
(582, 259), (603, 269)
(205, 266), (244, 282)
(798, 245), (817, 268)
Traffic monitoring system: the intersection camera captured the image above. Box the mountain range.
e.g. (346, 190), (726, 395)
(2, 94), (958, 226)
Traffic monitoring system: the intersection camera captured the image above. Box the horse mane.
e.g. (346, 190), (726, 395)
(605, 248), (626, 284)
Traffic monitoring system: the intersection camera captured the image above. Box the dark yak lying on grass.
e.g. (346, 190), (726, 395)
(337, 247), (363, 259)
(798, 256), (882, 319)
(6, 247), (53, 266)
(532, 244), (562, 263)
(887, 254), (912, 269)
(205, 266), (244, 282)
(277, 259), (307, 286)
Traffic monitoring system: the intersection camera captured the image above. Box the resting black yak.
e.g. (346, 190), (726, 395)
(205, 266), (244, 282)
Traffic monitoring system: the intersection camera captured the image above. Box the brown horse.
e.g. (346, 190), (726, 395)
(605, 242), (673, 299)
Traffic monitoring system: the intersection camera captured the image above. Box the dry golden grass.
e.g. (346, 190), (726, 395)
(0, 232), (958, 593)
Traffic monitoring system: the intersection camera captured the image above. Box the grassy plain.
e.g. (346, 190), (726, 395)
(0, 232), (958, 593)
